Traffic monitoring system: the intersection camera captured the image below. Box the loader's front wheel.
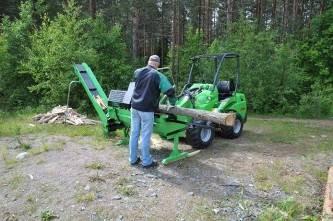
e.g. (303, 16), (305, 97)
(186, 121), (215, 149)
(219, 114), (243, 139)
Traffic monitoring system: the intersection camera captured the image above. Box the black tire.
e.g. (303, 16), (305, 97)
(219, 114), (244, 139)
(186, 121), (215, 149)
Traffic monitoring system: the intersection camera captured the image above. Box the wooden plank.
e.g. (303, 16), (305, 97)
(38, 114), (54, 123)
(323, 166), (333, 220)
(48, 116), (59, 124)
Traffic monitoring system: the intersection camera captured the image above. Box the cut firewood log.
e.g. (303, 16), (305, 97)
(65, 119), (76, 125)
(73, 117), (83, 125)
(38, 115), (54, 123)
(95, 95), (107, 110)
(51, 106), (68, 115)
(48, 116), (59, 124)
(158, 105), (236, 126)
(32, 113), (43, 121)
(33, 105), (99, 125)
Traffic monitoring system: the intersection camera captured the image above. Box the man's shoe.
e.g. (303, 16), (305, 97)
(130, 157), (141, 166)
(142, 161), (158, 169)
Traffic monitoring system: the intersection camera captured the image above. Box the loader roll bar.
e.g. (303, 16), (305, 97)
(187, 52), (240, 91)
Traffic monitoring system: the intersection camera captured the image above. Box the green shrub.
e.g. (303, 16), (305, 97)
(21, 0), (132, 112)
(0, 1), (36, 110)
(87, 18), (132, 92)
(22, 0), (97, 106)
(298, 83), (333, 118)
(297, 7), (333, 118)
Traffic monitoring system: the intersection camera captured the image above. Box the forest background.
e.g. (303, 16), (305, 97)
(0, 0), (332, 118)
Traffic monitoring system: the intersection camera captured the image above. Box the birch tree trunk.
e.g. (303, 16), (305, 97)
(158, 105), (236, 126)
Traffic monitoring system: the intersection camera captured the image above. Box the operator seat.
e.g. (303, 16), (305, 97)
(217, 80), (235, 100)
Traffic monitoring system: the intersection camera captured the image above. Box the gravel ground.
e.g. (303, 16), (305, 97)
(1, 117), (332, 221)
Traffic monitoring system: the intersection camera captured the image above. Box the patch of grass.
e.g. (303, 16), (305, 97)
(89, 173), (106, 183)
(87, 137), (111, 150)
(281, 175), (305, 194)
(254, 161), (287, 191)
(271, 123), (302, 144)
(8, 174), (24, 190)
(115, 177), (137, 196)
(93, 206), (116, 220)
(25, 194), (37, 214)
(117, 185), (136, 196)
(0, 112), (104, 139)
(268, 122), (305, 144)
(85, 161), (105, 170)
(14, 127), (32, 150)
(254, 161), (306, 195)
(300, 133), (333, 155)
(28, 144), (49, 155)
(26, 195), (34, 202)
(14, 125), (22, 136)
(269, 136), (294, 144)
(28, 141), (65, 156)
(16, 137), (32, 150)
(313, 169), (327, 184)
(316, 139), (333, 152)
(246, 118), (333, 148)
(76, 192), (96, 203)
(115, 177), (130, 186)
(2, 211), (18, 221)
(41, 210), (58, 221)
(254, 167), (273, 191)
(36, 158), (46, 164)
(303, 162), (328, 184)
(39, 183), (58, 196)
(0, 146), (17, 168)
(20, 143), (32, 150)
(188, 200), (220, 221)
(258, 197), (318, 221)
(57, 141), (66, 150)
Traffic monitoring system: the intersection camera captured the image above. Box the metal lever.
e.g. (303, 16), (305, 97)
(65, 80), (80, 124)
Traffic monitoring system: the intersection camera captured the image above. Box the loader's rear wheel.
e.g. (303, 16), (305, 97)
(186, 121), (215, 149)
(219, 114), (243, 139)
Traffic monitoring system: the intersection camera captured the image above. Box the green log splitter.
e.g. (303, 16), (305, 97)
(71, 53), (247, 165)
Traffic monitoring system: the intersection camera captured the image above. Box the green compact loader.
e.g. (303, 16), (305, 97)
(72, 52), (247, 164)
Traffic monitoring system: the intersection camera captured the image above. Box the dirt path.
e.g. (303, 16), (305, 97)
(0, 117), (332, 221)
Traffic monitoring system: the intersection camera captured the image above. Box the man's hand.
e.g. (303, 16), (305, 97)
(166, 103), (175, 111)
(169, 97), (177, 106)
(166, 97), (177, 111)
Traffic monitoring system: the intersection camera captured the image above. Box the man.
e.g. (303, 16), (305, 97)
(130, 55), (176, 168)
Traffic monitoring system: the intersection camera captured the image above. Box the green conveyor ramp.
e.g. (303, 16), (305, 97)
(73, 63), (109, 132)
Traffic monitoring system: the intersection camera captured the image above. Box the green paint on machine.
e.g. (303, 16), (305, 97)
(72, 53), (248, 165)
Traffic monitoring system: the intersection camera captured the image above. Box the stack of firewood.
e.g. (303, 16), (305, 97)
(32, 106), (99, 125)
